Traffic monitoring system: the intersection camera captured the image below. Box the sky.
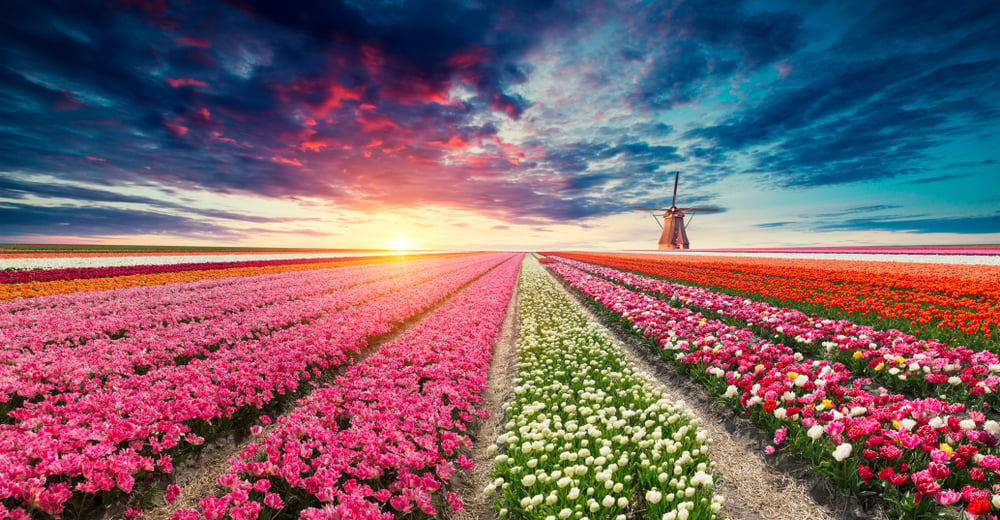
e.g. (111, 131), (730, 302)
(1, 0), (998, 251)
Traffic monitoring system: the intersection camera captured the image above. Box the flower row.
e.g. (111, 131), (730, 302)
(0, 252), (392, 273)
(545, 260), (1000, 519)
(551, 256), (1000, 410)
(0, 254), (424, 301)
(549, 252), (1000, 343)
(167, 254), (523, 520)
(0, 254), (514, 517)
(488, 258), (723, 520)
(2, 256), (427, 346)
(0, 256), (481, 404)
(0, 254), (400, 285)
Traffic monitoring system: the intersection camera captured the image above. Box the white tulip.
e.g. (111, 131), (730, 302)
(832, 443), (853, 462)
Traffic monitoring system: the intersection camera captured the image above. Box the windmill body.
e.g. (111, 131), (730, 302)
(634, 172), (717, 250)
(659, 208), (690, 249)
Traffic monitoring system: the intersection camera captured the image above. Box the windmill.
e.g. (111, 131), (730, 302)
(634, 171), (718, 250)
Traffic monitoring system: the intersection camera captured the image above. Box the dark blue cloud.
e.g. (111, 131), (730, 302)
(896, 174), (970, 185)
(816, 212), (1000, 234)
(628, 1), (803, 109)
(686, 0), (1000, 189)
(810, 205), (904, 219)
(754, 221), (795, 228)
(0, 203), (245, 239)
(832, 0), (1000, 55)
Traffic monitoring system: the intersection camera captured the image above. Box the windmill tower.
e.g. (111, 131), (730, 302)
(634, 171), (718, 250)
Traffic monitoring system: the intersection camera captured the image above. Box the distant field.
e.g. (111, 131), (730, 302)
(680, 244), (1000, 255)
(0, 243), (379, 252)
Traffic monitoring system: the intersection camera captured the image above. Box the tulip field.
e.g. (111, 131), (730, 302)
(549, 252), (1000, 347)
(486, 260), (723, 520)
(541, 251), (1000, 520)
(3, 246), (999, 520)
(0, 251), (522, 519)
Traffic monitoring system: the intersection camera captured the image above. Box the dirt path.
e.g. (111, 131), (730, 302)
(539, 257), (880, 520)
(445, 262), (521, 520)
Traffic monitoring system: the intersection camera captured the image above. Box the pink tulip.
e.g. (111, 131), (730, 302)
(174, 255), (522, 519)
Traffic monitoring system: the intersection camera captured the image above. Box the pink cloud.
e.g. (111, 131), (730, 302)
(164, 121), (188, 137)
(447, 46), (488, 69)
(491, 94), (521, 118)
(356, 112), (401, 132)
(431, 136), (470, 150)
(211, 132), (251, 148)
(775, 62), (793, 80)
(166, 78), (208, 88)
(178, 36), (210, 47)
(300, 139), (332, 152)
(361, 44), (385, 69)
(316, 83), (362, 116)
(271, 155), (303, 167)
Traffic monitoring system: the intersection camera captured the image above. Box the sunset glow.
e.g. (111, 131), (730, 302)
(386, 237), (416, 252)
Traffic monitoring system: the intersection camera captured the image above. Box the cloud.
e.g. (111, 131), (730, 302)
(0, 0), (996, 244)
(754, 221), (795, 228)
(0, 174), (319, 224)
(628, 1), (804, 109)
(0, 203), (242, 239)
(685, 0), (1000, 189)
(816, 212), (1000, 235)
(895, 174), (970, 185)
(224, 0), (579, 119)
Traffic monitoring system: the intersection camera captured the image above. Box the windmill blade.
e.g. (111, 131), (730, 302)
(671, 171), (679, 207)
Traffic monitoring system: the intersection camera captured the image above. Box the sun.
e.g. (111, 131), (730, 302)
(386, 237), (415, 252)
